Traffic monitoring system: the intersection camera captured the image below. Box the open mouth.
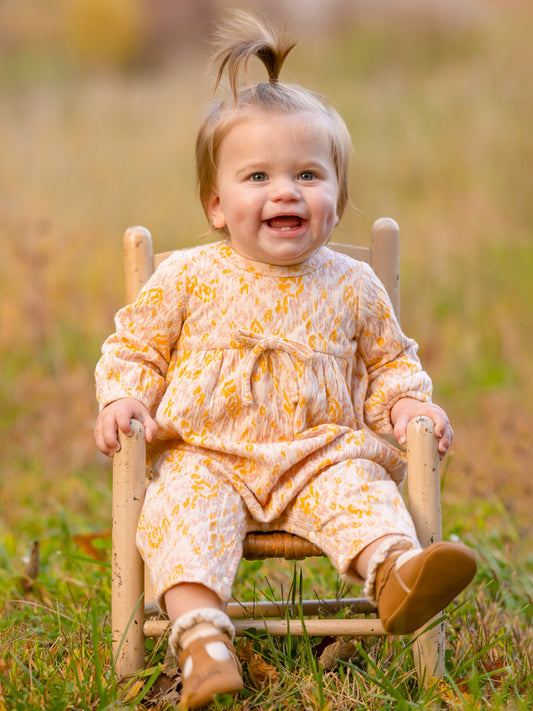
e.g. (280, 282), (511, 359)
(266, 215), (304, 231)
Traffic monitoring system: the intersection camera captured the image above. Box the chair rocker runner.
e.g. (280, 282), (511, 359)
(111, 218), (445, 684)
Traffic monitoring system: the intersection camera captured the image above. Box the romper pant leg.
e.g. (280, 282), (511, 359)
(272, 458), (419, 583)
(136, 446), (248, 610)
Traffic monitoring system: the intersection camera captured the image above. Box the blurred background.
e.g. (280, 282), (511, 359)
(1, 0), (531, 558)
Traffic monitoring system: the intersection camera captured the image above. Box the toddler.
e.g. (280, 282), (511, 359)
(95, 12), (476, 709)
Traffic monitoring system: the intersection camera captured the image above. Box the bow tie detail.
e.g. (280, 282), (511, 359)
(232, 330), (313, 404)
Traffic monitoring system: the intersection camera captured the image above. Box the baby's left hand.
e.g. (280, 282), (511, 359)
(390, 398), (453, 459)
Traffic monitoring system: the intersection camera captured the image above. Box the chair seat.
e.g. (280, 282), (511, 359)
(243, 531), (323, 560)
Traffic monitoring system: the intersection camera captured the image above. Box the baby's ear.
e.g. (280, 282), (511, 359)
(207, 193), (226, 229)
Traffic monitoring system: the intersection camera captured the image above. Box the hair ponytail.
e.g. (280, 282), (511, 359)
(196, 11), (352, 223)
(211, 11), (296, 99)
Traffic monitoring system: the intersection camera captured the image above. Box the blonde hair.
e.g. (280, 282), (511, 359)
(195, 11), (352, 226)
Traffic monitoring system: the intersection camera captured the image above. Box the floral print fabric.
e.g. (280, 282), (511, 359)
(95, 241), (432, 602)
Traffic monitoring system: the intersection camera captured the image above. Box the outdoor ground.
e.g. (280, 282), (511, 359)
(0, 1), (532, 708)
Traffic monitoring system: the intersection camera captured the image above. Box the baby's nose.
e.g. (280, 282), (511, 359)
(270, 178), (300, 201)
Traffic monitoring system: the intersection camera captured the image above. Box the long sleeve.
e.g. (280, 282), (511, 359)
(356, 263), (432, 435)
(95, 252), (188, 415)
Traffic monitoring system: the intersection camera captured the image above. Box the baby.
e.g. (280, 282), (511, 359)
(95, 12), (476, 708)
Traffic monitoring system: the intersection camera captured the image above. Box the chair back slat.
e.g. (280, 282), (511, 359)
(329, 242), (370, 263)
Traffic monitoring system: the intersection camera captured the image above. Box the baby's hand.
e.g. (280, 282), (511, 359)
(390, 398), (453, 459)
(94, 398), (158, 457)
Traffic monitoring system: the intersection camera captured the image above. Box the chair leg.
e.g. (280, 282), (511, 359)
(406, 416), (446, 684)
(413, 618), (446, 684)
(112, 419), (147, 678)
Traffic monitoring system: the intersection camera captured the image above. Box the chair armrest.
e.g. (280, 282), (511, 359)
(406, 416), (442, 548)
(406, 416), (446, 678)
(111, 419), (147, 676)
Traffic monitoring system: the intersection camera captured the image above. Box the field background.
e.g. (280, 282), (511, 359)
(0, 0), (532, 708)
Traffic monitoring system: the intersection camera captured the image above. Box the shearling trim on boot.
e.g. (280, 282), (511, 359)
(169, 608), (235, 657)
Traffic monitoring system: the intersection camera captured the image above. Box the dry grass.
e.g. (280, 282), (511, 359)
(1, 0), (532, 546)
(1, 2), (532, 708)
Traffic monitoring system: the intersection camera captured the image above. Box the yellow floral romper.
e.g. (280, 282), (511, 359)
(95, 241), (432, 605)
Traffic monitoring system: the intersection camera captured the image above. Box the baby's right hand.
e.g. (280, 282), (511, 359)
(94, 398), (159, 457)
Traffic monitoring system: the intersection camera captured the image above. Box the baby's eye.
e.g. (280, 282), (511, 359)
(299, 171), (316, 181)
(249, 172), (268, 182)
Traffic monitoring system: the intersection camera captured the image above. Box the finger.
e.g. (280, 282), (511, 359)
(437, 425), (454, 457)
(124, 407), (156, 441)
(120, 406), (158, 443)
(94, 426), (112, 457)
(433, 417), (447, 439)
(102, 417), (123, 453)
(115, 410), (134, 436)
(142, 416), (158, 442)
(445, 425), (454, 447)
(133, 416), (157, 443)
(95, 420), (119, 457)
(393, 416), (409, 446)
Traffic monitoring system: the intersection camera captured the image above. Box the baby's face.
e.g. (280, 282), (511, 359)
(207, 109), (339, 265)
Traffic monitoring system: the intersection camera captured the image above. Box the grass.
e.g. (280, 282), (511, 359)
(1, 519), (532, 709)
(1, 1), (533, 708)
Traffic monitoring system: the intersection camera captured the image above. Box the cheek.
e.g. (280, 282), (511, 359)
(320, 194), (339, 225)
(227, 193), (259, 221)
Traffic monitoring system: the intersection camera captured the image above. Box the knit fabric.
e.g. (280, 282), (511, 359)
(96, 241), (431, 604)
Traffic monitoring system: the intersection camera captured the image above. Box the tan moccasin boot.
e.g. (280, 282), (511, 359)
(375, 541), (477, 634)
(178, 633), (243, 709)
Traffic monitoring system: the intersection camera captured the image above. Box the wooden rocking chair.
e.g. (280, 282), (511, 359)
(111, 218), (445, 685)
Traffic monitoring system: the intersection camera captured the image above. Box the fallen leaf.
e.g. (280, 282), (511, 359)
(248, 655), (279, 686)
(318, 637), (356, 671)
(481, 657), (507, 686)
(129, 655), (181, 709)
(73, 530), (111, 561)
(237, 639), (279, 687)
(312, 635), (336, 659)
(122, 678), (145, 703)
(236, 638), (254, 664)
(436, 678), (475, 709)
(147, 667), (181, 707)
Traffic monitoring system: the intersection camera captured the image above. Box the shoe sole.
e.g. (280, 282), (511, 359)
(182, 678), (244, 709)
